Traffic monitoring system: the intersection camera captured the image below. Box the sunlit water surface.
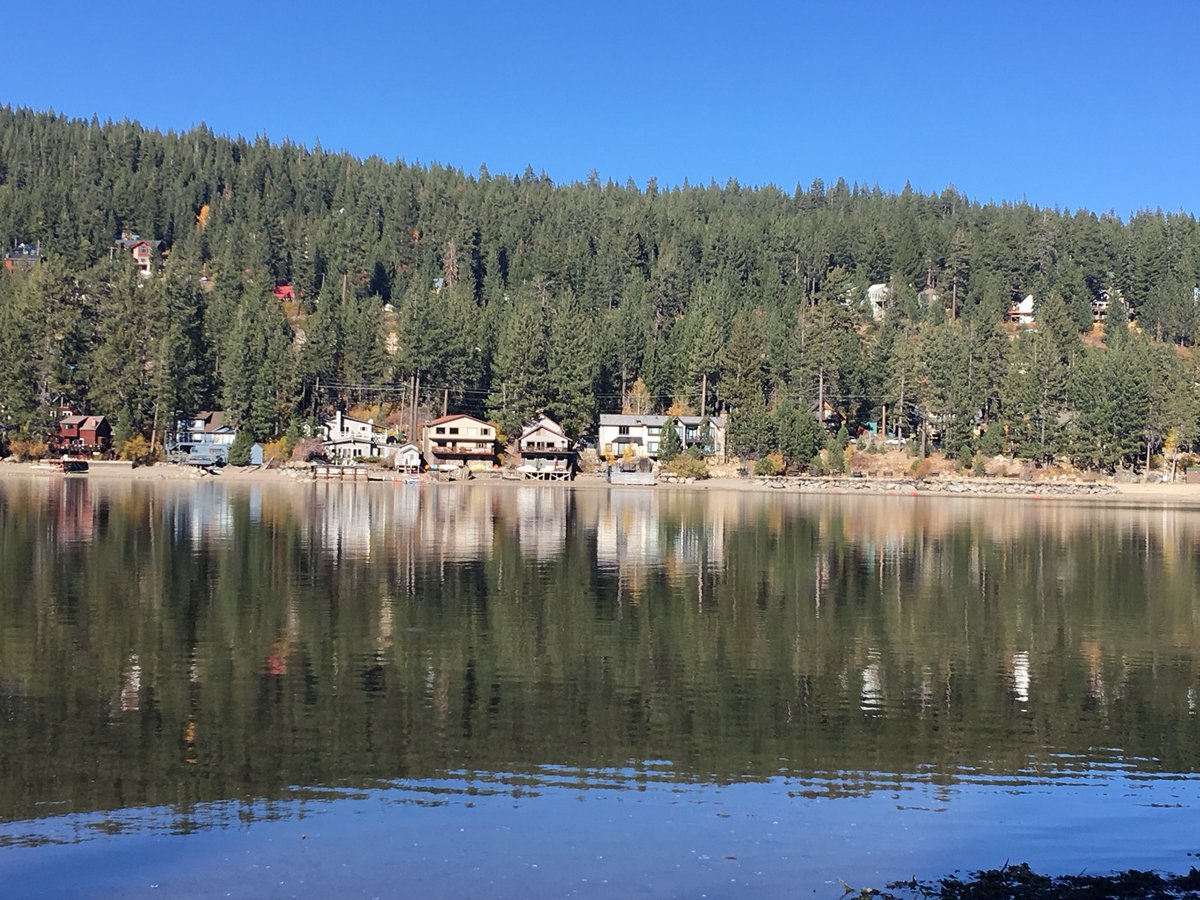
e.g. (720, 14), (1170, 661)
(2, 479), (1200, 896)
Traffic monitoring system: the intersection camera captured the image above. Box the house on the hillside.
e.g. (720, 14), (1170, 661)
(866, 283), (890, 322)
(50, 411), (112, 455)
(112, 232), (167, 277)
(1007, 294), (1035, 326)
(598, 415), (726, 462)
(1092, 290), (1110, 323)
(4, 242), (44, 273)
(273, 283), (294, 302)
(323, 411), (392, 460)
(168, 410), (237, 465)
(516, 415), (576, 479)
(423, 414), (497, 471)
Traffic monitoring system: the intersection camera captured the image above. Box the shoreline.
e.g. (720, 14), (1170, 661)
(4, 458), (1200, 507)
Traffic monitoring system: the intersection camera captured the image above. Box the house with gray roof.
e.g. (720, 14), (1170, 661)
(598, 414), (726, 462)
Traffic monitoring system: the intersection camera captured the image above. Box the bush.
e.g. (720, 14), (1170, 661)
(666, 454), (708, 479)
(972, 453), (988, 478)
(262, 437), (289, 463)
(8, 439), (48, 461)
(957, 444), (974, 472)
(291, 437), (327, 463)
(119, 435), (159, 465)
(911, 458), (935, 480)
(754, 452), (785, 477)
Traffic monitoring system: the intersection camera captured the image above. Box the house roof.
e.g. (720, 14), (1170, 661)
(5, 243), (41, 260)
(59, 415), (86, 427)
(426, 413), (491, 428)
(81, 416), (107, 430)
(599, 414), (725, 428)
(114, 234), (165, 251)
(328, 411), (383, 429)
(519, 416), (567, 440)
(189, 411), (231, 433)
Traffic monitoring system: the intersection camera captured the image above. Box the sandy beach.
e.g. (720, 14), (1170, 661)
(4, 457), (1200, 507)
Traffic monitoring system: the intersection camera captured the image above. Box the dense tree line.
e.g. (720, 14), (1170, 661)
(1, 106), (1198, 469)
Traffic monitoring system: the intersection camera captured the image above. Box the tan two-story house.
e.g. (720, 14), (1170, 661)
(423, 414), (497, 471)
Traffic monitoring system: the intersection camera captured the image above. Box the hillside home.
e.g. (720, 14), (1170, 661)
(866, 283), (890, 322)
(598, 415), (726, 462)
(423, 414), (497, 471)
(112, 232), (167, 277)
(1007, 294), (1035, 326)
(4, 242), (44, 273)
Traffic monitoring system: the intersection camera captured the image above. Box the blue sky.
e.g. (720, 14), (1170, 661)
(3, 1), (1196, 217)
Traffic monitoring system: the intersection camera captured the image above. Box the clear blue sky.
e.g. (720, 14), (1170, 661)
(3, 1), (1196, 218)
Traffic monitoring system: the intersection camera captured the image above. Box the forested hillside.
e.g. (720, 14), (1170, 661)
(1, 106), (1198, 469)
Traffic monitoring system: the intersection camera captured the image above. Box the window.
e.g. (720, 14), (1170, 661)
(648, 426), (661, 436)
(436, 427), (446, 435)
(648, 442), (659, 455)
(618, 426), (630, 436)
(449, 427), (459, 435)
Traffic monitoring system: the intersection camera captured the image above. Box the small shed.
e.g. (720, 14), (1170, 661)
(250, 443), (264, 466)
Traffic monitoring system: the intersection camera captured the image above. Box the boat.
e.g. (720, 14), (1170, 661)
(33, 457), (89, 474)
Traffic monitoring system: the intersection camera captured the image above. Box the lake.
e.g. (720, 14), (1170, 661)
(1, 478), (1199, 897)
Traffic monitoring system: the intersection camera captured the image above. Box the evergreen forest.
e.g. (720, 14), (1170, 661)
(1, 106), (1199, 470)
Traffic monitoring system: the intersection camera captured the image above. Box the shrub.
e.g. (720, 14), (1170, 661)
(754, 452), (785, 477)
(911, 458), (935, 480)
(666, 454), (708, 479)
(119, 435), (159, 465)
(262, 437), (289, 463)
(8, 439), (48, 461)
(291, 437), (327, 463)
(957, 444), (975, 472)
(972, 453), (988, 478)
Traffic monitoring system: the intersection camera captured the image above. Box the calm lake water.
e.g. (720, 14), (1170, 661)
(2, 478), (1200, 897)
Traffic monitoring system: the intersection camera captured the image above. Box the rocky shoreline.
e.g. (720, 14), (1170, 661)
(746, 475), (1117, 495)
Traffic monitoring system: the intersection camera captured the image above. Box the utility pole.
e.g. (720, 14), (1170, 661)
(700, 373), (707, 418)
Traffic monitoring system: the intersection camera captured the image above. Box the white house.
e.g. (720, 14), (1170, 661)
(1007, 294), (1035, 326)
(323, 411), (392, 460)
(598, 414), (726, 462)
(516, 415), (576, 478)
(390, 441), (422, 473)
(866, 283), (891, 322)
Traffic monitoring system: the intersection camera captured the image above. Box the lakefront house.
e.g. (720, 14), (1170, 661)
(422, 414), (497, 471)
(598, 414), (726, 462)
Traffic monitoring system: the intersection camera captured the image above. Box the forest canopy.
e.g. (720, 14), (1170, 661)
(1, 106), (1198, 470)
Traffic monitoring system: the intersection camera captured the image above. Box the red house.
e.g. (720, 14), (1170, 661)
(273, 283), (295, 301)
(50, 415), (113, 455)
(112, 233), (167, 278)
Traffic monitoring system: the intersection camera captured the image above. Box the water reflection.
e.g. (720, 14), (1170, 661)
(1, 480), (1200, 848)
